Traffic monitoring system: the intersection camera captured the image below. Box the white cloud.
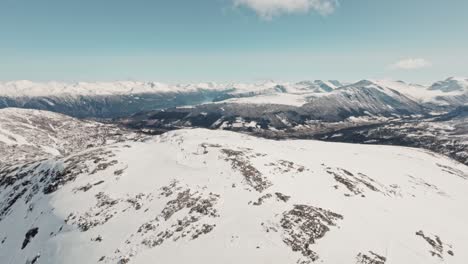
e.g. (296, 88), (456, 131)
(233, 0), (339, 19)
(390, 58), (432, 70)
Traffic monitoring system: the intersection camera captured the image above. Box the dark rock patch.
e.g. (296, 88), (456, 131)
(278, 205), (343, 263)
(356, 251), (386, 264)
(325, 166), (388, 196)
(416, 230), (454, 259)
(436, 163), (467, 180)
(221, 148), (272, 192)
(25, 254), (40, 264)
(275, 192), (291, 202)
(21, 227), (39, 250)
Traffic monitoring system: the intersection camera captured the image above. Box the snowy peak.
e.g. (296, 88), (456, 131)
(345, 79), (377, 88)
(295, 80), (342, 92)
(429, 77), (468, 93)
(337, 80), (394, 94)
(334, 79), (412, 99)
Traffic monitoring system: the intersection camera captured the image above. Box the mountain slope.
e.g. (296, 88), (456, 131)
(0, 108), (145, 165)
(302, 80), (426, 119)
(1, 121), (467, 264)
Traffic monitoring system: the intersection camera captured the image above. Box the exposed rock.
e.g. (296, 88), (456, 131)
(356, 251), (386, 264)
(278, 205), (343, 263)
(416, 230), (454, 259)
(22, 227), (39, 250)
(221, 148), (272, 192)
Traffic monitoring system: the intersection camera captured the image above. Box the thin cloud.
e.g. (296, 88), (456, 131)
(233, 0), (339, 19)
(390, 58), (432, 70)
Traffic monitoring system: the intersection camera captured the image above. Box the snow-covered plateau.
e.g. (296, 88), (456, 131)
(0, 108), (467, 264)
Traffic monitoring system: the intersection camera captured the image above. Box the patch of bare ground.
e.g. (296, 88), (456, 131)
(0, 148), (121, 223)
(324, 166), (396, 197)
(266, 160), (306, 174)
(408, 175), (448, 197)
(221, 148), (272, 192)
(250, 192), (291, 206)
(436, 163), (467, 180)
(269, 204), (343, 263)
(416, 230), (454, 259)
(107, 182), (220, 263)
(65, 192), (151, 232)
(356, 251), (386, 264)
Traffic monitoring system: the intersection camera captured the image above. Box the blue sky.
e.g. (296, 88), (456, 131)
(1, 0), (467, 83)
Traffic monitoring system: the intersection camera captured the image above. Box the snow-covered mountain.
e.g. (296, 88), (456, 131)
(1, 78), (466, 119)
(429, 77), (468, 93)
(222, 78), (468, 110)
(301, 80), (426, 119)
(0, 81), (228, 97)
(372, 78), (468, 107)
(282, 80), (342, 93)
(0, 109), (467, 264)
(217, 80), (343, 107)
(0, 80), (340, 98)
(0, 108), (146, 165)
(0, 81), (233, 118)
(121, 80), (428, 134)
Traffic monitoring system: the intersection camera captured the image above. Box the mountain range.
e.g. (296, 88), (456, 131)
(1, 77), (466, 119)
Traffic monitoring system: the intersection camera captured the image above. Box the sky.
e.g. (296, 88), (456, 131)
(0, 0), (467, 84)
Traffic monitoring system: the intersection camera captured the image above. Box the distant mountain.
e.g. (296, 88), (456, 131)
(0, 80), (228, 97)
(294, 80), (342, 93)
(118, 80), (468, 164)
(0, 78), (466, 119)
(429, 77), (468, 93)
(1, 109), (467, 264)
(422, 78), (468, 107)
(302, 80), (426, 119)
(0, 81), (231, 118)
(121, 79), (429, 136)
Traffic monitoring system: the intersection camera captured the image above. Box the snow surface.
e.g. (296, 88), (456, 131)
(1, 122), (467, 264)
